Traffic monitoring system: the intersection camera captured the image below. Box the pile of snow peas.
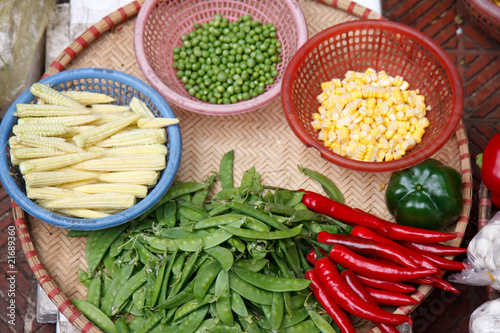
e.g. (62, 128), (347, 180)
(69, 150), (350, 333)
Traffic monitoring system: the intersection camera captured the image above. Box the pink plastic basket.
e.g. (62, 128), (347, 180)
(134, 0), (308, 115)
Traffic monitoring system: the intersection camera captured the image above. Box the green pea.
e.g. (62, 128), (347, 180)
(72, 299), (116, 333)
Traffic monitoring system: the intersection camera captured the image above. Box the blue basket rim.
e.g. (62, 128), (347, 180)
(0, 67), (182, 230)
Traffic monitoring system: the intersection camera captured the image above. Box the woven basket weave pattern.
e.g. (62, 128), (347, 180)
(10, 1), (472, 333)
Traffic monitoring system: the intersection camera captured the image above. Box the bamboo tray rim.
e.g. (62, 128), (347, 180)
(10, 1), (473, 332)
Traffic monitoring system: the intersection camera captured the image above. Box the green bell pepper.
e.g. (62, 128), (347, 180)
(384, 158), (463, 230)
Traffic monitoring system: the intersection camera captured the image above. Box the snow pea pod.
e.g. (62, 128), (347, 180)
(220, 224), (303, 240)
(144, 236), (178, 252)
(229, 272), (273, 305)
(114, 317), (129, 333)
(158, 201), (177, 227)
(282, 308), (309, 328)
(193, 214), (248, 230)
(160, 227), (208, 239)
(179, 201), (210, 222)
(226, 201), (287, 230)
(173, 294), (214, 321)
(158, 280), (195, 310)
(233, 258), (268, 272)
(232, 266), (310, 292)
(72, 299), (116, 333)
(141, 181), (206, 220)
(204, 246), (234, 272)
(134, 312), (163, 333)
(299, 166), (344, 203)
(101, 264), (134, 316)
(175, 228), (234, 252)
(177, 304), (210, 333)
(112, 268), (148, 315)
(215, 270), (233, 326)
(285, 319), (321, 333)
(86, 271), (102, 308)
(220, 150), (234, 190)
(86, 223), (129, 273)
(307, 309), (337, 333)
(194, 259), (221, 302)
(231, 292), (249, 317)
(270, 292), (285, 332)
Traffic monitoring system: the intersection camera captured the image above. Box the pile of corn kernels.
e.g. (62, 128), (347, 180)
(311, 68), (431, 162)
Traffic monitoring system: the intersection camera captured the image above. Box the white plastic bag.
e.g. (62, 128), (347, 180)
(449, 212), (500, 290)
(470, 299), (500, 333)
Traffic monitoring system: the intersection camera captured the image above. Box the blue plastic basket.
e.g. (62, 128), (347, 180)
(0, 68), (182, 230)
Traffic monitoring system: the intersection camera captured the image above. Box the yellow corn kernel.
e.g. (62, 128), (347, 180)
(418, 117), (430, 128)
(363, 145), (378, 162)
(73, 114), (141, 148)
(318, 130), (328, 141)
(61, 91), (115, 106)
(24, 171), (99, 187)
(316, 91), (330, 103)
(312, 113), (321, 121)
(311, 120), (321, 131)
(16, 133), (85, 153)
(73, 154), (166, 172)
(363, 117), (374, 125)
(321, 81), (336, 92)
(73, 183), (148, 198)
(338, 127), (350, 144)
(352, 145), (367, 161)
(400, 81), (410, 91)
(411, 128), (425, 143)
(98, 171), (159, 186)
(13, 123), (69, 137)
(392, 75), (404, 87)
(26, 186), (85, 200)
(39, 193), (136, 211)
(30, 83), (85, 109)
(15, 104), (92, 117)
(19, 151), (104, 174)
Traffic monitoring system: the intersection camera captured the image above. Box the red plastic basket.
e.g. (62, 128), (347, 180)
(134, 0), (308, 115)
(461, 0), (500, 43)
(282, 20), (464, 172)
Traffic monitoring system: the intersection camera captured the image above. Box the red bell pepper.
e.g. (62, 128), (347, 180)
(481, 132), (500, 207)
(300, 190), (388, 231)
(317, 232), (419, 269)
(314, 257), (413, 326)
(329, 244), (436, 281)
(304, 269), (356, 333)
(341, 270), (400, 333)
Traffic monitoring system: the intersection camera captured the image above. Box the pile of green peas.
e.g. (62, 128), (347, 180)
(173, 13), (282, 104)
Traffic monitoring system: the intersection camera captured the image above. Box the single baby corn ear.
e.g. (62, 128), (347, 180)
(137, 117), (179, 129)
(98, 171), (159, 186)
(24, 171), (100, 187)
(60, 91), (115, 106)
(19, 151), (105, 174)
(72, 154), (166, 172)
(38, 193), (136, 210)
(17, 115), (100, 126)
(29, 83), (86, 109)
(130, 97), (155, 118)
(16, 133), (85, 153)
(72, 183), (149, 198)
(13, 123), (69, 137)
(15, 104), (92, 117)
(73, 113), (141, 148)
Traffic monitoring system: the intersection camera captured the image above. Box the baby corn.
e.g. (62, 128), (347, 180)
(73, 183), (149, 198)
(24, 171), (100, 187)
(73, 154), (166, 172)
(98, 171), (159, 186)
(19, 151), (105, 174)
(60, 91), (115, 106)
(30, 83), (85, 109)
(39, 193), (136, 210)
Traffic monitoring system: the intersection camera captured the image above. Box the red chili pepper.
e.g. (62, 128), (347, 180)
(340, 270), (400, 333)
(355, 275), (416, 294)
(314, 257), (413, 326)
(300, 190), (388, 232)
(400, 241), (467, 256)
(376, 220), (457, 243)
(304, 269), (356, 333)
(306, 247), (328, 265)
(410, 275), (460, 293)
(418, 252), (467, 271)
(364, 287), (419, 306)
(329, 244), (436, 282)
(350, 226), (442, 274)
(317, 232), (419, 269)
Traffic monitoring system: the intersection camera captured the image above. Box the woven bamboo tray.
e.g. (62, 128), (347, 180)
(12, 0), (472, 332)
